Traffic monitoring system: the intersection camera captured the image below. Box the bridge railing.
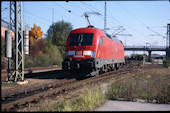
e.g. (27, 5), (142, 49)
(124, 45), (166, 49)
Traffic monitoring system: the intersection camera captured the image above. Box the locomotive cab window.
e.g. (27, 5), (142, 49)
(99, 37), (103, 45)
(69, 33), (94, 46)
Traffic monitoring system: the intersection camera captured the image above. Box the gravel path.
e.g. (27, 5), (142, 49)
(95, 100), (170, 111)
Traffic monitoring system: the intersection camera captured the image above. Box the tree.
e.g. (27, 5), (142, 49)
(29, 24), (43, 45)
(29, 39), (46, 56)
(25, 38), (63, 68)
(45, 39), (63, 65)
(46, 20), (73, 57)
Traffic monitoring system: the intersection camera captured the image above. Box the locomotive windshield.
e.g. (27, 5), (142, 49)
(69, 33), (94, 46)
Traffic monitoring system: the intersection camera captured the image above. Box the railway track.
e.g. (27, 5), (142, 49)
(1, 61), (153, 111)
(1, 66), (62, 82)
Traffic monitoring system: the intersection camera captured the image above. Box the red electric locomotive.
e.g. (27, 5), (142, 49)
(62, 26), (125, 77)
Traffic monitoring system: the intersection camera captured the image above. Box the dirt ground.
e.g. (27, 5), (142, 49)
(1, 68), (68, 92)
(1, 78), (56, 92)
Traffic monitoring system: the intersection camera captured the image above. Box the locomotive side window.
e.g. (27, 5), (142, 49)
(99, 37), (103, 45)
(69, 33), (94, 46)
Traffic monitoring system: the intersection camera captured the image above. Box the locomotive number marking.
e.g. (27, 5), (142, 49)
(76, 51), (82, 55)
(74, 51), (84, 57)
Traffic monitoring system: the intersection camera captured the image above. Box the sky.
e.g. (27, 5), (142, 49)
(1, 0), (170, 55)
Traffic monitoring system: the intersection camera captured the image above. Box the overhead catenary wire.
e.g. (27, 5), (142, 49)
(81, 1), (131, 39)
(20, 2), (103, 34)
(115, 2), (155, 44)
(24, 10), (51, 23)
(22, 2), (75, 31)
(68, 1), (92, 12)
(81, 1), (113, 29)
(38, 2), (71, 22)
(81, 1), (127, 37)
(68, 1), (105, 25)
(22, 9), (54, 36)
(81, 1), (123, 25)
(147, 27), (166, 39)
(52, 2), (82, 18)
(81, 1), (125, 34)
(52, 1), (104, 28)
(68, 2), (106, 29)
(1, 2), (9, 21)
(115, 2), (168, 47)
(116, 2), (147, 27)
(81, 1), (148, 38)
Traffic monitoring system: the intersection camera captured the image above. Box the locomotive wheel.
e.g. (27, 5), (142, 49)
(115, 63), (119, 70)
(62, 67), (68, 72)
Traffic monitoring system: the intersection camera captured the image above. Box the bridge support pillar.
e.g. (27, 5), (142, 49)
(148, 51), (152, 62)
(166, 47), (170, 59)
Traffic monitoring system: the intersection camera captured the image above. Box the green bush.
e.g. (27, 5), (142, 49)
(24, 38), (63, 68)
(163, 58), (170, 67)
(25, 51), (62, 68)
(34, 54), (51, 67)
(107, 68), (170, 104)
(45, 40), (63, 66)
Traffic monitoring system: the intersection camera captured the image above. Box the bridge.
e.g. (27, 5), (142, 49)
(124, 46), (166, 51)
(124, 46), (168, 62)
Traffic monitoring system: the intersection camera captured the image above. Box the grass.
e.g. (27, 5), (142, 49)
(1, 82), (20, 87)
(107, 68), (170, 104)
(38, 85), (106, 111)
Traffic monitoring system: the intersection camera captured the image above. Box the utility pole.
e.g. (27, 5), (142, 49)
(52, 8), (54, 24)
(167, 24), (170, 48)
(6, 1), (24, 82)
(104, 1), (106, 33)
(167, 24), (170, 58)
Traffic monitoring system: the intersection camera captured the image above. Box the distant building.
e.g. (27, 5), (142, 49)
(151, 54), (164, 59)
(1, 19), (15, 40)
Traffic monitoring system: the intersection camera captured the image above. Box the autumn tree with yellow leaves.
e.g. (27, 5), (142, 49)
(29, 24), (43, 45)
(29, 24), (44, 56)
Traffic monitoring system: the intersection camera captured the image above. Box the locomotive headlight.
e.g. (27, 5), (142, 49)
(65, 51), (75, 57)
(91, 51), (96, 57)
(65, 51), (69, 57)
